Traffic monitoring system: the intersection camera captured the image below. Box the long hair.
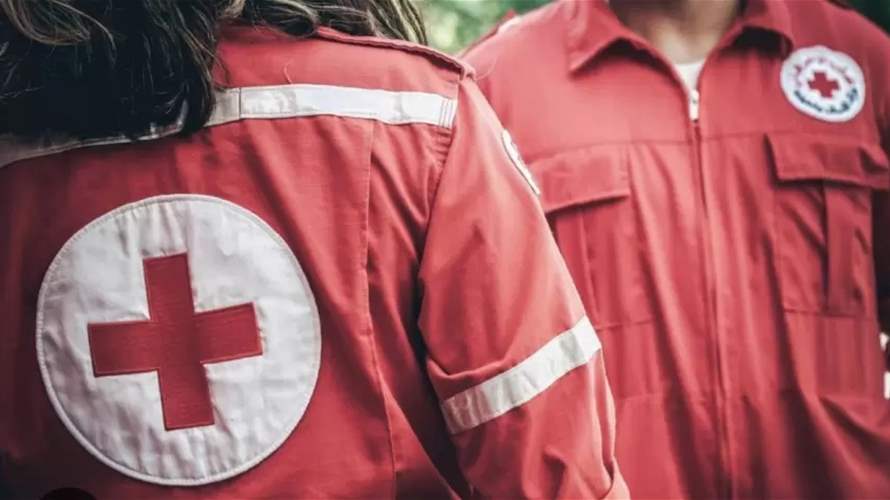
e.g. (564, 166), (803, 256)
(0, 0), (427, 138)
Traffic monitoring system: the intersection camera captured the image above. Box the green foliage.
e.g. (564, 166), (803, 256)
(420, 0), (890, 54)
(850, 0), (890, 33)
(419, 0), (549, 54)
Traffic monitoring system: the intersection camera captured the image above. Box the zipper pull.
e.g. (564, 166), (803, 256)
(689, 89), (701, 122)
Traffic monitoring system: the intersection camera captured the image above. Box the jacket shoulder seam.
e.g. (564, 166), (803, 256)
(313, 27), (473, 79)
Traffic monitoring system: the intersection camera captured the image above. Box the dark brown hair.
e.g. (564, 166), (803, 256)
(0, 0), (427, 138)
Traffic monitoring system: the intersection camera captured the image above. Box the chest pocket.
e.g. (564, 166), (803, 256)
(533, 146), (653, 329)
(769, 133), (889, 317)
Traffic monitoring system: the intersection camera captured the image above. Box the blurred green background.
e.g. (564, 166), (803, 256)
(419, 0), (890, 54)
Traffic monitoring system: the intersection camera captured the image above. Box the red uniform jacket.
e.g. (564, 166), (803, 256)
(466, 0), (890, 498)
(0, 26), (627, 499)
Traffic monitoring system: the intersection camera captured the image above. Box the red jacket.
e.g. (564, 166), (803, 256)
(0, 26), (627, 499)
(466, 0), (890, 498)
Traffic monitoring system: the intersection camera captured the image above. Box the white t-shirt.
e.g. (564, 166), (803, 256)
(674, 59), (706, 93)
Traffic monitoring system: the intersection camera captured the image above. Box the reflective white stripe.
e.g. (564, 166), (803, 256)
(0, 84), (457, 168)
(230, 84), (457, 127)
(441, 316), (601, 434)
(0, 120), (183, 171)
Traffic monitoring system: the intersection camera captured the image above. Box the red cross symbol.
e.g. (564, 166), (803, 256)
(88, 254), (262, 430)
(809, 71), (840, 98)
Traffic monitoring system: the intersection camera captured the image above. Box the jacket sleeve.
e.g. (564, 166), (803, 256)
(417, 77), (628, 499)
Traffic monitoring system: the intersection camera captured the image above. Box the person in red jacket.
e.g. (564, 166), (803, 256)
(0, 1), (628, 498)
(466, 0), (890, 498)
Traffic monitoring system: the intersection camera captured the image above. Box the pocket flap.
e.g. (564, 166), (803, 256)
(531, 146), (630, 213)
(767, 133), (890, 190)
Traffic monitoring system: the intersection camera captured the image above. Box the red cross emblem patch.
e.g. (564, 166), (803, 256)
(37, 195), (321, 485)
(780, 45), (865, 123)
(88, 253), (263, 430)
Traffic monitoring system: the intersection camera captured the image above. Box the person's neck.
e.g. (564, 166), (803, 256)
(610, 0), (742, 63)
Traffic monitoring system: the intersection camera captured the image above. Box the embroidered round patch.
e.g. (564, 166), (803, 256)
(780, 45), (865, 123)
(36, 195), (321, 486)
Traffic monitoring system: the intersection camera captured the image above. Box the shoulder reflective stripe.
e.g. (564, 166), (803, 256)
(0, 120), (185, 171)
(230, 84), (457, 127)
(441, 316), (601, 434)
(0, 84), (457, 169)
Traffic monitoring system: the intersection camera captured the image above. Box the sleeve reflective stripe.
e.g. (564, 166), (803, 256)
(0, 84), (457, 169)
(441, 316), (602, 434)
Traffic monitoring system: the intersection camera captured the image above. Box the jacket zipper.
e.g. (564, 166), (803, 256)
(689, 89), (701, 122)
(687, 82), (734, 499)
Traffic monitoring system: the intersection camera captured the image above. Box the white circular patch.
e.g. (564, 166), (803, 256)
(780, 45), (865, 123)
(36, 194), (321, 486)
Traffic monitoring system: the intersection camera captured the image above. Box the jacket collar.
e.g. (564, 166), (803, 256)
(566, 0), (796, 73)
